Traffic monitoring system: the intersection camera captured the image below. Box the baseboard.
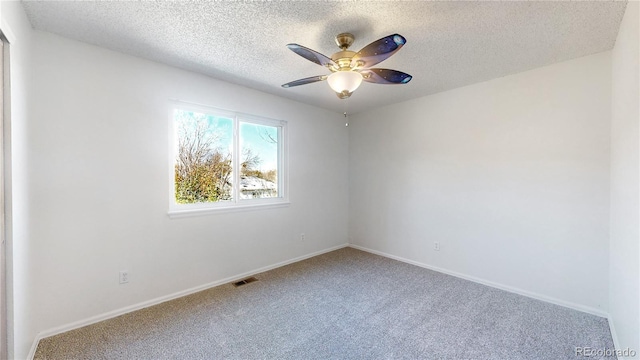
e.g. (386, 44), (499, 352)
(608, 315), (622, 355)
(27, 243), (349, 360)
(27, 338), (39, 360)
(348, 244), (609, 318)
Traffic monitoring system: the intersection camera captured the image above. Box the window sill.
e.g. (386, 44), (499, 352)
(168, 201), (291, 219)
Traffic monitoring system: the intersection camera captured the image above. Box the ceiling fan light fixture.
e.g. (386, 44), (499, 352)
(327, 71), (363, 97)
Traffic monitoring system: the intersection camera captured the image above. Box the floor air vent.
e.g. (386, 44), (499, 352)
(233, 277), (258, 287)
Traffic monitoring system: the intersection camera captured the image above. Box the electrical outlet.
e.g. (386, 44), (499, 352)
(119, 271), (129, 284)
(434, 242), (440, 251)
(300, 233), (305, 241)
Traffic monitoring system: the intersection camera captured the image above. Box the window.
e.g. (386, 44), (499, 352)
(169, 102), (288, 217)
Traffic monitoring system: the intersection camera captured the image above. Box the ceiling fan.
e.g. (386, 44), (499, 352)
(282, 33), (412, 99)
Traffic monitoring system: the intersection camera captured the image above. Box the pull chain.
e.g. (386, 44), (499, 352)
(343, 99), (349, 127)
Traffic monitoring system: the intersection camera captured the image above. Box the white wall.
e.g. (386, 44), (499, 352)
(610, 1), (640, 356)
(0, 1), (34, 359)
(349, 52), (612, 313)
(21, 30), (348, 358)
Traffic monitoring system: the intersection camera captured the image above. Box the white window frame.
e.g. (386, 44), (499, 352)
(168, 101), (289, 218)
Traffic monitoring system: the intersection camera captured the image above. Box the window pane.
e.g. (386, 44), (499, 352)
(239, 122), (279, 199)
(174, 109), (233, 204)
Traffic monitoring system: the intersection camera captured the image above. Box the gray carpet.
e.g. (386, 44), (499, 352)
(34, 247), (615, 359)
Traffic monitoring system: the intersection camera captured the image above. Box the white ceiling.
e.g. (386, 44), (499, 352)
(22, 1), (627, 115)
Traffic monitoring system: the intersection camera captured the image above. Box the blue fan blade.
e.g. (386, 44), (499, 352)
(359, 69), (412, 84)
(282, 75), (328, 88)
(352, 34), (406, 68)
(287, 44), (336, 68)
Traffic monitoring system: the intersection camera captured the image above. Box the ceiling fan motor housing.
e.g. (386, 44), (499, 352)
(331, 50), (357, 71)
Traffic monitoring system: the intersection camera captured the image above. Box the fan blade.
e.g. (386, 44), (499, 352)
(351, 34), (406, 68)
(359, 69), (412, 84)
(287, 44), (336, 68)
(282, 75), (328, 88)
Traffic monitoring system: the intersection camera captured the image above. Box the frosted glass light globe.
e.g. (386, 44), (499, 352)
(327, 71), (363, 94)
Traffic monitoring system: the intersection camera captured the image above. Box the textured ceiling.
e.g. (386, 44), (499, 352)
(22, 1), (627, 115)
